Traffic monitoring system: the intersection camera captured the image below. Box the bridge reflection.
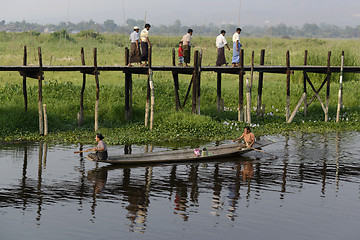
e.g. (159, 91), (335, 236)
(1, 132), (359, 233)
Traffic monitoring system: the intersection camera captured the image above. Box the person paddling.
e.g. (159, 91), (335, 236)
(86, 134), (108, 160)
(232, 126), (255, 148)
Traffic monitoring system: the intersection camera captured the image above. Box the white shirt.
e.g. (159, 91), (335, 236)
(129, 31), (139, 43)
(232, 32), (240, 42)
(140, 28), (149, 42)
(216, 34), (228, 48)
(181, 33), (191, 46)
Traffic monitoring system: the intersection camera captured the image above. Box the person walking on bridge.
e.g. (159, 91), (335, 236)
(216, 30), (230, 66)
(181, 29), (193, 66)
(232, 28), (242, 67)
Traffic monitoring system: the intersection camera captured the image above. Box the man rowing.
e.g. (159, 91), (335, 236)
(232, 126), (255, 148)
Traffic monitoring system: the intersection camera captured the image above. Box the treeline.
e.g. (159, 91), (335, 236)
(1, 19), (360, 38)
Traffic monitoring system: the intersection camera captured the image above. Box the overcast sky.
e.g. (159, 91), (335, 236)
(1, 0), (360, 27)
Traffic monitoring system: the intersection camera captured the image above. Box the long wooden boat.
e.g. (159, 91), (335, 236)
(86, 139), (275, 165)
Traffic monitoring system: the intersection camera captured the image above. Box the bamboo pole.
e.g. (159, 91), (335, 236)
(94, 48), (100, 131)
(238, 49), (244, 122)
(287, 93), (307, 123)
(43, 104), (48, 136)
(325, 51), (331, 122)
(38, 47), (44, 135)
(336, 51), (344, 122)
(303, 50), (308, 117)
(247, 51), (254, 124)
(286, 50), (291, 122)
(145, 46), (152, 127)
(149, 69), (155, 130)
(256, 49), (265, 118)
(23, 46), (28, 112)
(78, 47), (86, 126)
(246, 78), (251, 124)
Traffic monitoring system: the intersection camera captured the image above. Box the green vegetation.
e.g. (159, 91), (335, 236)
(0, 33), (359, 146)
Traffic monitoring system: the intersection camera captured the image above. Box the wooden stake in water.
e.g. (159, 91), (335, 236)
(336, 52), (344, 122)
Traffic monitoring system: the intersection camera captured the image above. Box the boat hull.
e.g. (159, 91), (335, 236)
(86, 139), (274, 165)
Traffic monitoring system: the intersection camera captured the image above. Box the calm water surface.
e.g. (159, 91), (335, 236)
(1, 132), (359, 240)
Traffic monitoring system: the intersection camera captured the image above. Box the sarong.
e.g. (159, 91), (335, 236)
(141, 41), (149, 61)
(232, 42), (242, 64)
(129, 42), (141, 63)
(216, 47), (226, 66)
(88, 150), (108, 161)
(183, 44), (191, 64)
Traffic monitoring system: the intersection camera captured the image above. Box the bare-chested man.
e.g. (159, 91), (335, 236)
(232, 126), (255, 148)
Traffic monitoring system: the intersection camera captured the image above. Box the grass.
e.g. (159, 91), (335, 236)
(0, 32), (360, 145)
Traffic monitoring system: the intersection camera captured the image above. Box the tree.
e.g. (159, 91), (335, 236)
(104, 20), (117, 32)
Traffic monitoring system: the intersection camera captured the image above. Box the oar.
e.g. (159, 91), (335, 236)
(74, 150), (88, 154)
(249, 147), (277, 158)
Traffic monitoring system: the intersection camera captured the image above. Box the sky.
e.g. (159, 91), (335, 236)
(1, 0), (360, 27)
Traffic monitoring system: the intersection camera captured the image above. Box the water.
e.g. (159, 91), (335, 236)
(1, 132), (359, 240)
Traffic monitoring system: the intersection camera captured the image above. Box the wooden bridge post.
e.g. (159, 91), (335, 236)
(196, 50), (202, 115)
(78, 47), (86, 126)
(217, 72), (222, 112)
(94, 48), (100, 131)
(124, 47), (132, 120)
(238, 49), (244, 122)
(286, 50), (291, 122)
(325, 51), (331, 122)
(192, 50), (199, 114)
(256, 49), (265, 118)
(303, 50), (308, 117)
(172, 48), (181, 111)
(23, 46), (28, 112)
(38, 47), (44, 135)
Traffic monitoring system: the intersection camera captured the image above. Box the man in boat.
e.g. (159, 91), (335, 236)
(232, 126), (255, 149)
(85, 134), (108, 160)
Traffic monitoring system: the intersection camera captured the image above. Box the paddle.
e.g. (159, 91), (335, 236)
(249, 146), (277, 158)
(74, 150), (88, 154)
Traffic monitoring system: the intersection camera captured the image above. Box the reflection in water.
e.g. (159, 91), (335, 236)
(1, 133), (360, 238)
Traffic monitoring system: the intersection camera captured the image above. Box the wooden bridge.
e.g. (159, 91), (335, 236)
(1, 46), (359, 134)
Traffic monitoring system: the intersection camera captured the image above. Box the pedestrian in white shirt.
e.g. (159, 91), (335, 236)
(216, 30), (230, 66)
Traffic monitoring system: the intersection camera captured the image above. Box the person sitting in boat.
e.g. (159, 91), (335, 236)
(85, 134), (108, 161)
(232, 126), (255, 149)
